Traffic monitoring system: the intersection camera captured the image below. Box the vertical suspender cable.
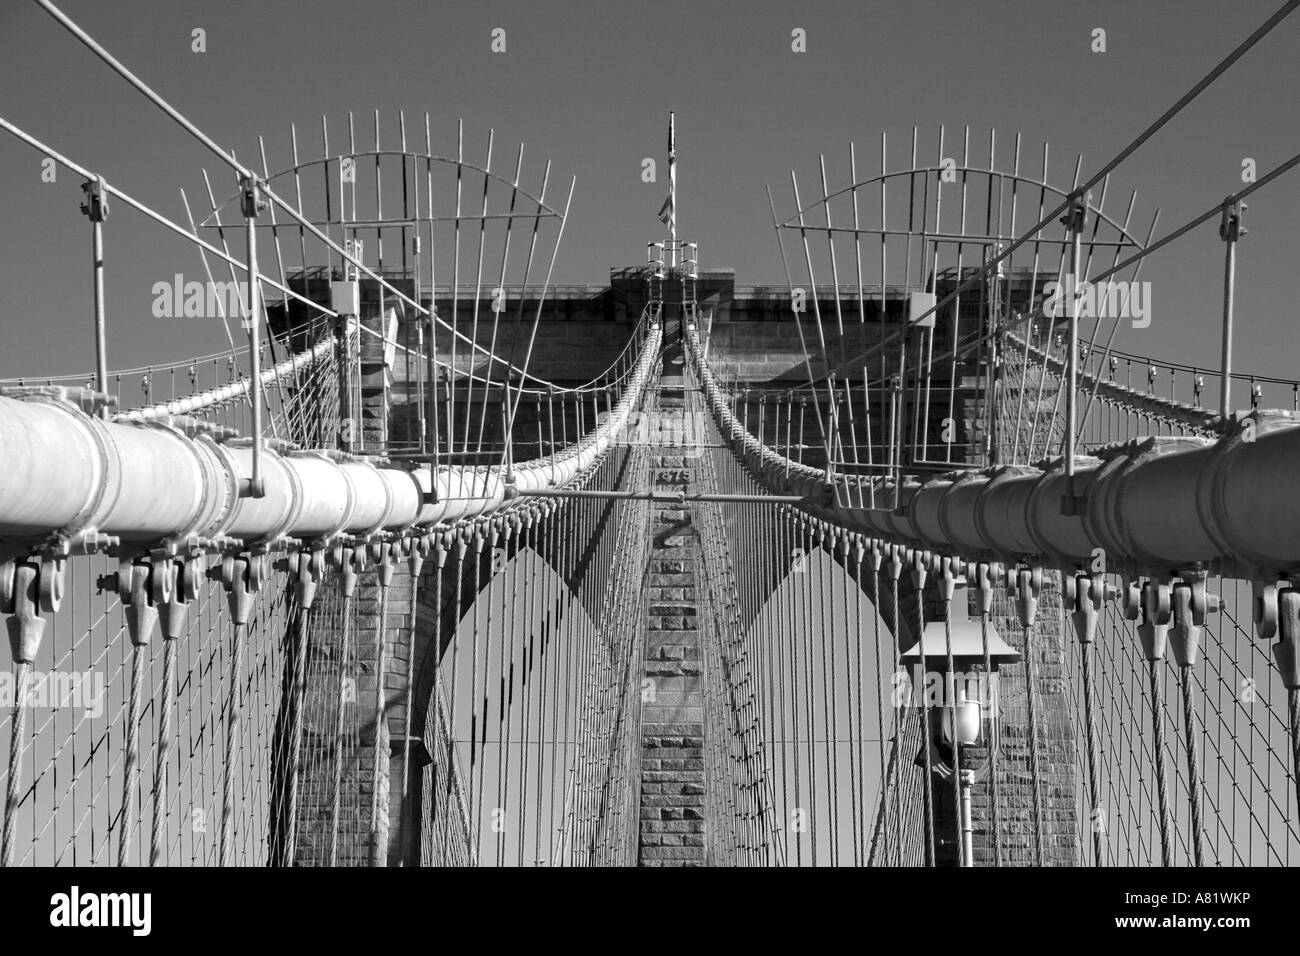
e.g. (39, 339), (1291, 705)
(151, 560), (191, 866)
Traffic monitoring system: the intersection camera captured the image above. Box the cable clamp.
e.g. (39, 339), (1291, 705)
(79, 175), (110, 223)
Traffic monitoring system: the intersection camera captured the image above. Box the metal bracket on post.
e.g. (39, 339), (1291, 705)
(79, 175), (109, 223)
(887, 374), (905, 514)
(1060, 196), (1088, 235)
(1060, 489), (1087, 517)
(421, 475), (440, 506)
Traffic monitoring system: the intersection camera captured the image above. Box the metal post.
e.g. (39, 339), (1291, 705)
(240, 174), (266, 498)
(958, 768), (975, 867)
(1219, 199), (1245, 418)
(984, 244), (999, 467)
(426, 308), (438, 465)
(1062, 196), (1086, 514)
(667, 112), (677, 269)
(80, 176), (110, 415)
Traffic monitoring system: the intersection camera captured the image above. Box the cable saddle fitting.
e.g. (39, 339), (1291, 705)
(79, 176), (109, 222)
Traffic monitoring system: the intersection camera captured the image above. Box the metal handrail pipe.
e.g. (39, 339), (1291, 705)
(687, 326), (1300, 573)
(0, 327), (660, 550)
(114, 335), (336, 422)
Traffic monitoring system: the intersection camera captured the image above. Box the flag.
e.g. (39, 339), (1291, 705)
(657, 112), (675, 237)
(657, 191), (674, 232)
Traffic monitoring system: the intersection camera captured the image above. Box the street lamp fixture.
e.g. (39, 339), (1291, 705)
(901, 617), (1021, 866)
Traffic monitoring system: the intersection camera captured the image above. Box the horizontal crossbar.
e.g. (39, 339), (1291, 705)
(517, 488), (805, 504)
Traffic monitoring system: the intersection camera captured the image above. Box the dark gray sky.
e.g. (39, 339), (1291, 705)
(2, 0), (1297, 381)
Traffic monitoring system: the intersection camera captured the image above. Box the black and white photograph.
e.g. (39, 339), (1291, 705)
(0, 0), (1293, 937)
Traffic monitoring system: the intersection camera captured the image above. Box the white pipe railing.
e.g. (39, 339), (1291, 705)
(0, 326), (661, 549)
(687, 325), (1300, 574)
(114, 334), (337, 422)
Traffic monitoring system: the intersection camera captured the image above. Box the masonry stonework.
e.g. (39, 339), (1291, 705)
(638, 357), (708, 866)
(278, 271), (1083, 866)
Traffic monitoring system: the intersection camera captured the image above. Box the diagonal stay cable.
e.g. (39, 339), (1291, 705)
(928, 147), (1300, 382)
(0, 117), (336, 326)
(31, 0), (564, 387)
(809, 0), (1300, 388)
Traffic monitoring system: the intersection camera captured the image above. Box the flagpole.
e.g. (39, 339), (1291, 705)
(668, 111), (676, 266)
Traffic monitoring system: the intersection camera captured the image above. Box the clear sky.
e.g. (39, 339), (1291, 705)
(2, 0), (1298, 381)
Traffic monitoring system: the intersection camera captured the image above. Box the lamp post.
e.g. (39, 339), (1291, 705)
(901, 607), (1021, 866)
(948, 684), (988, 868)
